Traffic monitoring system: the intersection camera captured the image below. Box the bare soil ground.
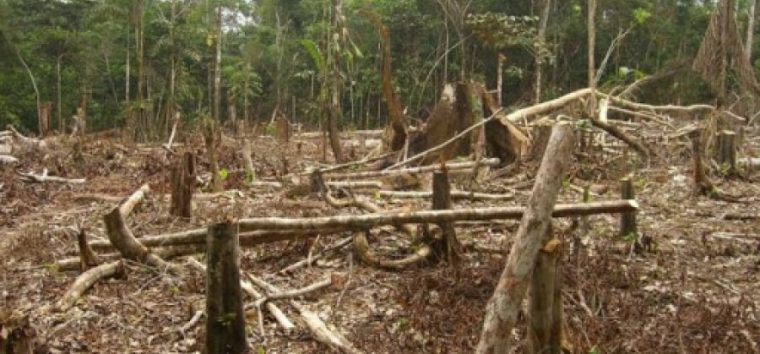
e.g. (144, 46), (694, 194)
(2, 128), (759, 353)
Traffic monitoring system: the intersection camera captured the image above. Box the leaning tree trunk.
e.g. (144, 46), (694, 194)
(476, 123), (575, 354)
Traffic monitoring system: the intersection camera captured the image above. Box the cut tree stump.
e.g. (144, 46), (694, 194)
(205, 221), (248, 354)
(530, 121), (554, 162)
(432, 170), (461, 265)
(619, 176), (637, 237)
(170, 152), (196, 218)
(714, 130), (737, 174)
(76, 229), (101, 271)
(689, 128), (714, 195)
(477, 123), (575, 354)
(527, 231), (568, 354)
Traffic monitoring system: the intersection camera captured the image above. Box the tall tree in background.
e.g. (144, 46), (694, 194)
(746, 0), (756, 61)
(213, 0), (222, 122)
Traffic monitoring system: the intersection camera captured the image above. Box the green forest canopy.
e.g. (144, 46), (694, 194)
(0, 0), (752, 137)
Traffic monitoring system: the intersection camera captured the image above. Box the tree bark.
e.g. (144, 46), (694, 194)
(432, 170), (461, 265)
(205, 221), (248, 354)
(170, 152), (196, 218)
(748, 0), (756, 62)
(238, 199), (636, 233)
(476, 123), (575, 354)
(527, 235), (566, 354)
(213, 2), (223, 122)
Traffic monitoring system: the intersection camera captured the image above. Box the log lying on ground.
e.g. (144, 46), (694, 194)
(477, 123), (575, 353)
(505, 89), (593, 123)
(18, 170), (86, 184)
(356, 189), (515, 201)
(247, 274), (362, 354)
(739, 157), (760, 170)
(0, 155), (18, 165)
(104, 184), (180, 274)
(295, 130), (384, 140)
(327, 158), (500, 180)
(88, 228), (346, 253)
(601, 93), (715, 115)
(57, 261), (125, 311)
(5, 125), (47, 151)
(589, 117), (651, 158)
(238, 200), (638, 232)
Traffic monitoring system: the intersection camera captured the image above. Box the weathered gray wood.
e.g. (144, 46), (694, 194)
(477, 123), (575, 354)
(205, 221), (248, 354)
(238, 200), (638, 232)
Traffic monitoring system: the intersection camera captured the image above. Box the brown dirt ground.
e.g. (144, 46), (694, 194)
(2, 125), (759, 353)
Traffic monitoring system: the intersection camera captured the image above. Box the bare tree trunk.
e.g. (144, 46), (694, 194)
(587, 0), (598, 117)
(476, 123), (575, 354)
(57, 55), (63, 132)
(535, 0), (552, 104)
(497, 54), (505, 106)
(748, 0), (757, 61)
(213, 2), (222, 122)
(3, 33), (41, 135)
(205, 221), (248, 354)
(125, 20), (131, 107)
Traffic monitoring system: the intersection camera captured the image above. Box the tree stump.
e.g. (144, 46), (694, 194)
(527, 226), (567, 354)
(714, 130), (737, 174)
(170, 152), (196, 218)
(530, 121), (553, 162)
(205, 221), (248, 354)
(39, 102), (52, 137)
(276, 116), (290, 144)
(477, 123), (575, 354)
(432, 170), (461, 266)
(619, 176), (637, 237)
(689, 128), (714, 195)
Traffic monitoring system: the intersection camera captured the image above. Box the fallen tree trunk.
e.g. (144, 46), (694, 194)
(57, 261), (125, 311)
(477, 123), (575, 353)
(589, 117), (651, 158)
(5, 124), (47, 151)
(0, 155), (18, 165)
(238, 200), (638, 232)
(295, 130), (384, 140)
(18, 170), (86, 184)
(88, 228), (346, 253)
(103, 184), (180, 274)
(505, 89), (593, 123)
(358, 190), (515, 201)
(327, 158), (500, 180)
